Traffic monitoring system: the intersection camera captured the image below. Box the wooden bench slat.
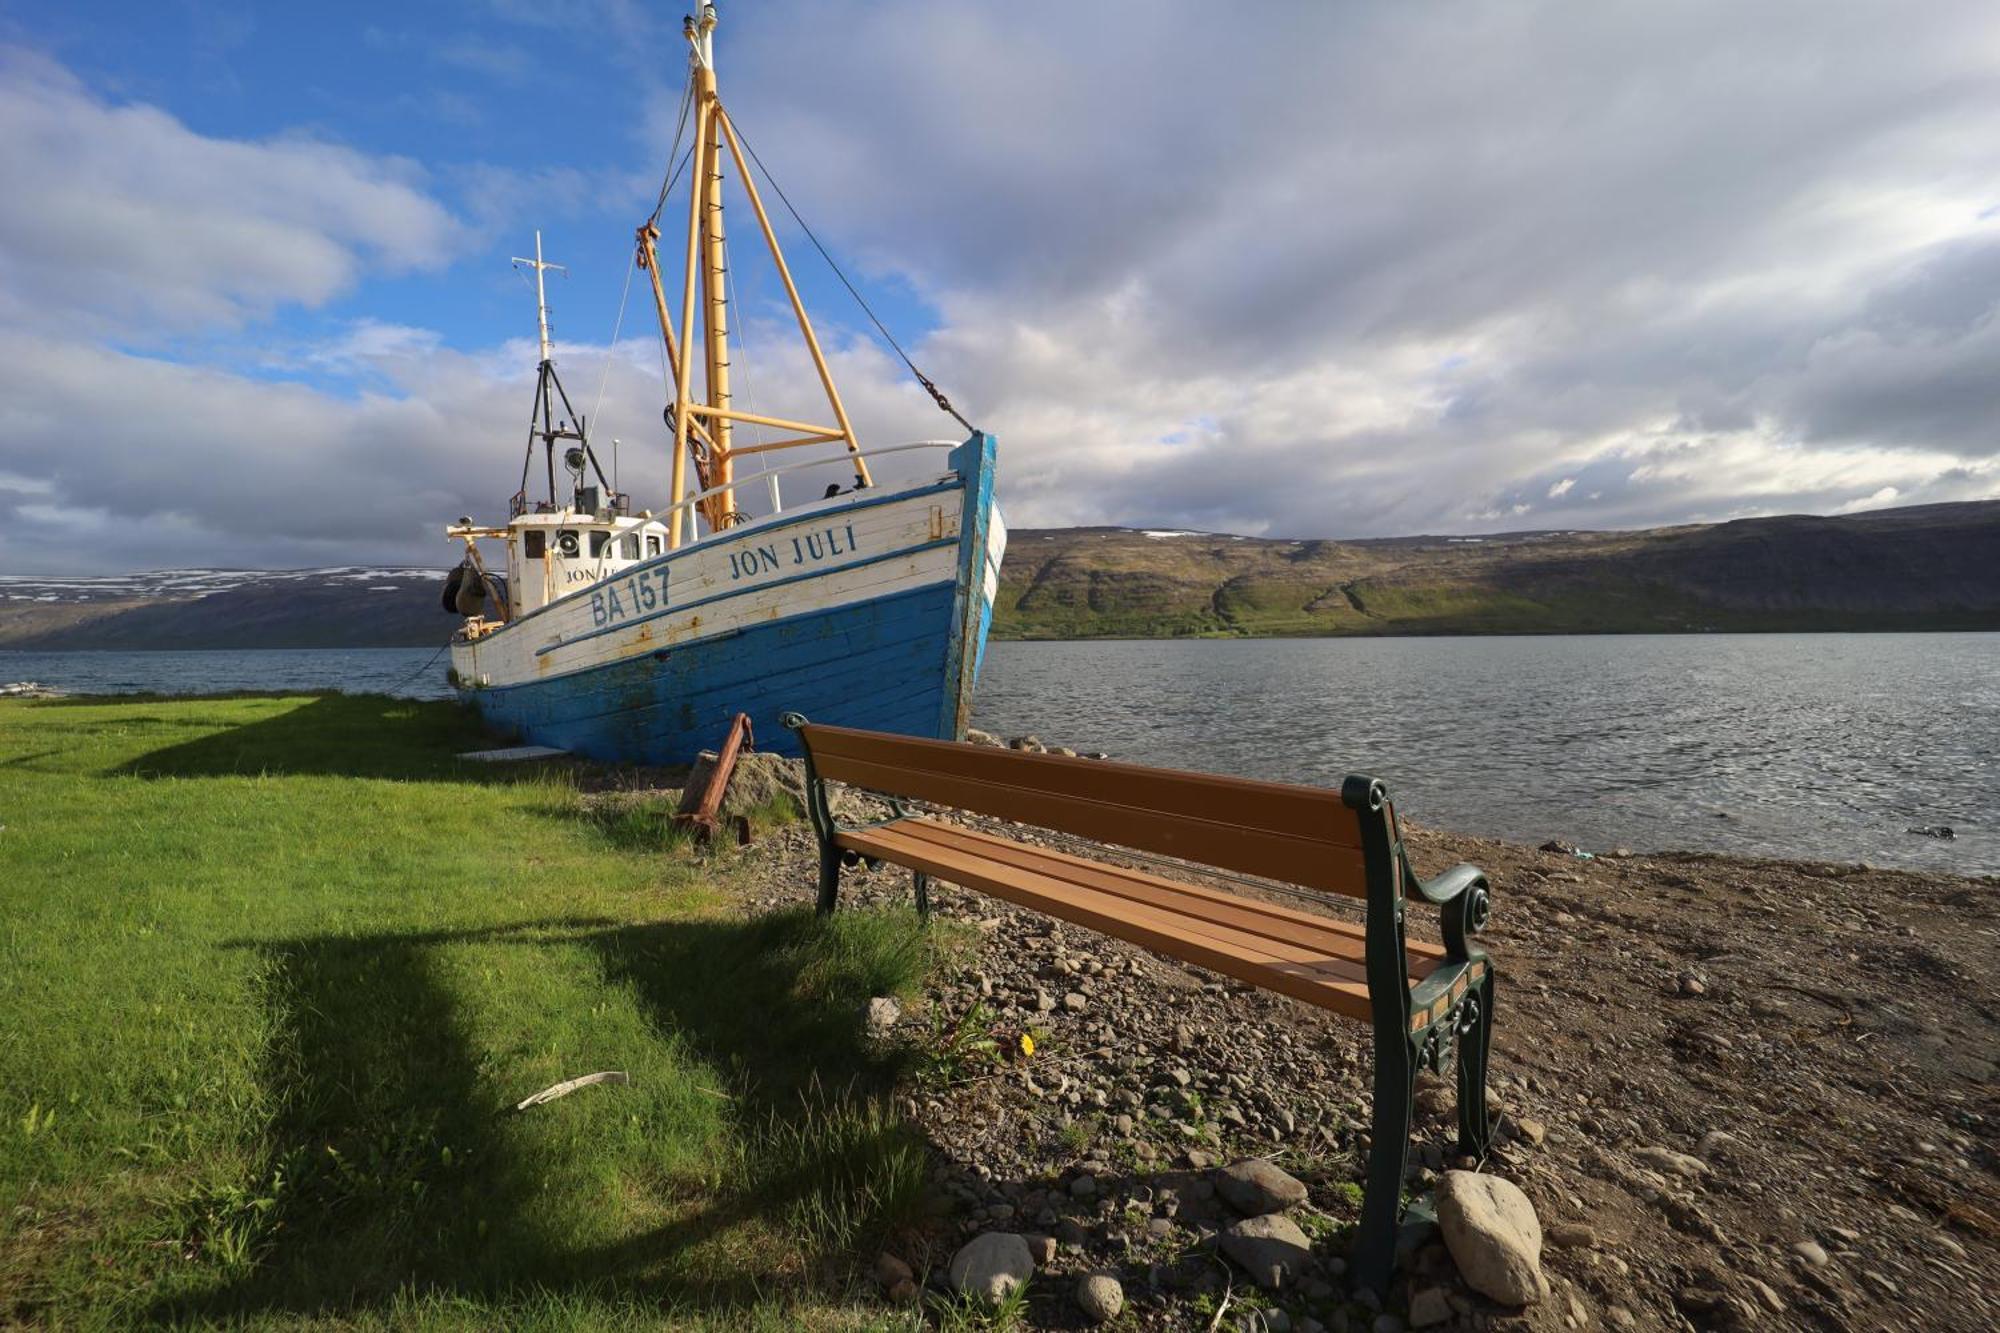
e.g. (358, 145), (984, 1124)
(813, 750), (1370, 897)
(892, 817), (1445, 979)
(871, 821), (1441, 993)
(839, 822), (1391, 1021)
(806, 724), (1365, 850)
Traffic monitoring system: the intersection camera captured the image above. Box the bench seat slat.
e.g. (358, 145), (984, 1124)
(839, 821), (1443, 1022)
(890, 817), (1445, 977)
(875, 821), (1439, 991)
(814, 751), (1369, 897)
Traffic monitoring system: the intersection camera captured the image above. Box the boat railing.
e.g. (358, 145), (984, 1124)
(585, 440), (963, 575)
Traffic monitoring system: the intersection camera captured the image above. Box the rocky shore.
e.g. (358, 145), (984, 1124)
(667, 741), (1999, 1330)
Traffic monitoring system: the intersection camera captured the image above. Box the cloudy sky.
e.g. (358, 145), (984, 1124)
(2, 0), (1997, 573)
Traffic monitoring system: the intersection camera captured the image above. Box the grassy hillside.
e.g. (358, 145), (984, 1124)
(993, 501), (2000, 638)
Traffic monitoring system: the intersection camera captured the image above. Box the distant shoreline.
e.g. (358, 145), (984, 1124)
(1, 498), (1994, 648)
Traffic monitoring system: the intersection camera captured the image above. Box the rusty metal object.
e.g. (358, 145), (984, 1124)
(674, 712), (755, 843)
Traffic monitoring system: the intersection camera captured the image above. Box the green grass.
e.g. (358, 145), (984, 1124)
(0, 694), (936, 1328)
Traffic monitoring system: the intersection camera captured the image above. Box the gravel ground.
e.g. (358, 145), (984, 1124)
(687, 752), (2000, 1332)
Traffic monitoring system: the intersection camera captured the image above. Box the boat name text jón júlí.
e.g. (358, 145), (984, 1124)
(725, 523), (862, 583)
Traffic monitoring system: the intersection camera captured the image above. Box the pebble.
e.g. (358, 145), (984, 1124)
(1747, 1276), (1787, 1314)
(1076, 1272), (1124, 1323)
(1219, 1212), (1313, 1290)
(948, 1232), (1035, 1304)
(1407, 1286), (1453, 1328)
(1633, 1146), (1709, 1178)
(1070, 1173), (1099, 1198)
(1790, 1238), (1829, 1267)
(864, 996), (901, 1034)
(1545, 1222), (1599, 1249)
(1677, 973), (1707, 996)
(1213, 1158), (1309, 1216)
(873, 1252), (912, 1290)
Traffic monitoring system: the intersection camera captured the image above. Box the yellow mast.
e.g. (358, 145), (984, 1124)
(659, 2), (871, 549)
(694, 4), (735, 520)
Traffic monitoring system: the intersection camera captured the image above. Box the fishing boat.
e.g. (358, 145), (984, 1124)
(442, 3), (1003, 763)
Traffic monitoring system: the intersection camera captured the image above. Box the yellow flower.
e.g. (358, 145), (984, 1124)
(1019, 1032), (1036, 1058)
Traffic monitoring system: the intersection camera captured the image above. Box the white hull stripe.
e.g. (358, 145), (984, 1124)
(537, 536), (959, 657)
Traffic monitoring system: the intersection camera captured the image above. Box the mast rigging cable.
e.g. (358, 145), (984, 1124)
(639, 73), (975, 434)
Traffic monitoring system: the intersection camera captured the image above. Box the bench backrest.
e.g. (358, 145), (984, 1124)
(795, 723), (1371, 897)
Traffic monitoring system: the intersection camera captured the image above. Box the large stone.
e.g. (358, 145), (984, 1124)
(1435, 1171), (1548, 1306)
(948, 1232), (1035, 1304)
(721, 750), (806, 817)
(1076, 1272), (1124, 1323)
(1213, 1158), (1309, 1216)
(680, 748), (807, 825)
(1219, 1213), (1313, 1290)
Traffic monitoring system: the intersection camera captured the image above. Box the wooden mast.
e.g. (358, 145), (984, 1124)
(668, 66), (707, 550)
(694, 3), (735, 521)
(663, 1), (872, 549)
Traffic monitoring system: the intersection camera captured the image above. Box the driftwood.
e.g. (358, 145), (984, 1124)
(513, 1070), (630, 1112)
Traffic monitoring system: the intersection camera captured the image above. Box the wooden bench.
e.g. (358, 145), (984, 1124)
(782, 714), (1496, 1294)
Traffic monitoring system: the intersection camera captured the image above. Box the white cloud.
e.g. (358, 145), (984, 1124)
(5, 2), (2000, 574)
(0, 47), (459, 333)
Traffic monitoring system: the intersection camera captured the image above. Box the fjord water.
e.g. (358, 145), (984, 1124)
(972, 634), (1997, 875)
(5, 633), (1993, 872)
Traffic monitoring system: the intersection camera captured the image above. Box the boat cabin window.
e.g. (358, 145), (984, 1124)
(556, 530), (580, 558)
(646, 535), (663, 557)
(523, 529), (546, 559)
(621, 533), (641, 559)
(589, 530), (609, 558)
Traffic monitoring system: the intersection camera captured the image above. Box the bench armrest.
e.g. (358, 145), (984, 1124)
(1410, 862), (1483, 905)
(1407, 861), (1491, 961)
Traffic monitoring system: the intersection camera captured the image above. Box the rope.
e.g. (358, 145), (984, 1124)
(647, 77), (696, 227)
(587, 254), (638, 453)
(722, 220), (779, 505)
(727, 117), (976, 433)
(389, 639), (454, 695)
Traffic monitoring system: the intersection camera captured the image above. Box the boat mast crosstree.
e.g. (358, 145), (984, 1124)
(441, 0), (1005, 765)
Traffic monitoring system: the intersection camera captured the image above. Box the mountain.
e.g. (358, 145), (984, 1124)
(996, 500), (2000, 637)
(0, 568), (449, 649)
(2, 500), (1995, 651)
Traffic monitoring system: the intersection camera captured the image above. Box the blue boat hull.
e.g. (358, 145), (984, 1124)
(469, 581), (960, 761)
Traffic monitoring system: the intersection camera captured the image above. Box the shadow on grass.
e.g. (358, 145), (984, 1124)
(106, 694), (558, 784)
(153, 908), (929, 1322)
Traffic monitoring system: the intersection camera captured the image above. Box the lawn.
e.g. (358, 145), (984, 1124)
(0, 694), (934, 1329)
